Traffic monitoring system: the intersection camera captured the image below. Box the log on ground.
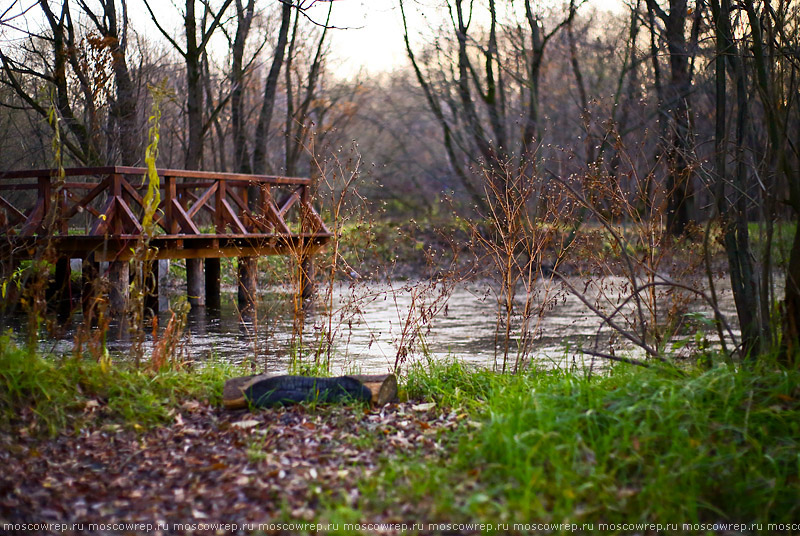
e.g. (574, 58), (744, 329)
(223, 373), (397, 410)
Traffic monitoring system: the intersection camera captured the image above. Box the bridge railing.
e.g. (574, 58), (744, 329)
(0, 167), (331, 240)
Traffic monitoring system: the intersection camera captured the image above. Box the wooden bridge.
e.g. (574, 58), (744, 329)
(0, 166), (332, 314)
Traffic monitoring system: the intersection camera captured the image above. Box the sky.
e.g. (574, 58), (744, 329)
(131, 0), (628, 80)
(1, 0), (626, 80)
(311, 0), (413, 78)
(310, 0), (626, 79)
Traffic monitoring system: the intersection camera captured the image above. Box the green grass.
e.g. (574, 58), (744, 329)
(4, 330), (798, 527)
(0, 335), (246, 436)
(351, 359), (800, 528)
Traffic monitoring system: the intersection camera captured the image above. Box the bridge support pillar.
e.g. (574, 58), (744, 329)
(81, 257), (100, 322)
(141, 260), (166, 315)
(186, 258), (205, 308)
(108, 261), (129, 314)
(237, 257), (257, 315)
(54, 257), (72, 319)
(205, 258), (221, 310)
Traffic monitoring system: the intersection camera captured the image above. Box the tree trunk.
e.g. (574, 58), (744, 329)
(105, 0), (139, 165)
(252, 0), (292, 175)
(646, 0), (696, 237)
(184, 0), (203, 170)
(231, 0), (254, 174)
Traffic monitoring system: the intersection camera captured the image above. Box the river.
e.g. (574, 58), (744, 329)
(26, 275), (741, 375)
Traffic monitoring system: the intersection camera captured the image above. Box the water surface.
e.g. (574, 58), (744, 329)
(27, 276), (741, 374)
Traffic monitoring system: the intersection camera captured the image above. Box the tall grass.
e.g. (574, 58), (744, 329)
(364, 359), (799, 525)
(0, 336), (244, 436)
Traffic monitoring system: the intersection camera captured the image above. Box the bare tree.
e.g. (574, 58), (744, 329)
(399, 0), (578, 212)
(1, 0), (106, 165)
(143, 0), (234, 306)
(644, 0), (702, 236)
(250, 0), (293, 176)
(78, 0), (140, 164)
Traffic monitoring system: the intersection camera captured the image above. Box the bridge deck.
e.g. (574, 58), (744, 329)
(0, 167), (332, 261)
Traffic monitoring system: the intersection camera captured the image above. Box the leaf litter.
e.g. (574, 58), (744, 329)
(0, 401), (463, 534)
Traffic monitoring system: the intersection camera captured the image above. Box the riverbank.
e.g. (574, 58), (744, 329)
(1, 340), (798, 534)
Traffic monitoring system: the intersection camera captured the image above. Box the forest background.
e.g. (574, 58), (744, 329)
(1, 0), (799, 366)
(1, 0), (800, 528)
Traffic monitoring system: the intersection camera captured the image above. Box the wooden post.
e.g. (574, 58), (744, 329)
(184, 176), (204, 307)
(158, 260), (170, 312)
(81, 256), (100, 322)
(164, 175), (177, 233)
(237, 257), (257, 315)
(205, 258), (221, 310)
(186, 259), (205, 307)
(108, 261), (129, 314)
(54, 257), (72, 320)
(39, 175), (51, 227)
(143, 260), (160, 315)
(111, 173), (122, 235)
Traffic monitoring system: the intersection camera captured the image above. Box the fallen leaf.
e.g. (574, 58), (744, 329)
(182, 400), (202, 411)
(231, 420), (260, 429)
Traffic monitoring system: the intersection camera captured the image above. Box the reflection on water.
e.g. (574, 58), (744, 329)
(24, 276), (741, 375)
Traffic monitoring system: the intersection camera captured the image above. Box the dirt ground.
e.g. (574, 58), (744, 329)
(0, 401), (461, 535)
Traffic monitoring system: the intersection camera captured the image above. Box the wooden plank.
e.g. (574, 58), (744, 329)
(65, 189), (102, 219)
(38, 176), (51, 218)
(220, 198), (248, 234)
(164, 176), (178, 234)
(19, 200), (44, 236)
(126, 186), (169, 234)
(170, 198), (201, 234)
(0, 169), (75, 179)
(187, 182), (218, 219)
(63, 182), (101, 189)
(111, 167), (310, 185)
(114, 196), (144, 234)
(244, 214), (272, 233)
(2, 234), (331, 261)
(186, 191), (217, 218)
(121, 176), (145, 207)
(176, 181), (222, 190)
(0, 184), (40, 191)
(278, 189), (300, 216)
(302, 201), (331, 235)
(226, 185), (249, 213)
(215, 179), (225, 233)
(110, 174), (122, 234)
(264, 197), (293, 235)
(0, 167), (311, 185)
(0, 167), (121, 180)
(89, 196), (116, 235)
(0, 195), (26, 223)
(62, 176), (110, 220)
